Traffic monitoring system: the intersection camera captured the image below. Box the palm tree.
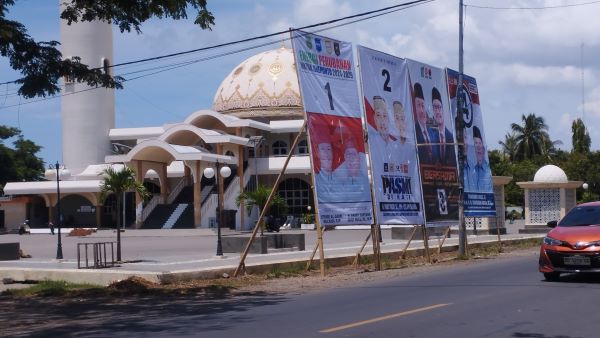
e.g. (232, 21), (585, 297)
(498, 132), (518, 162)
(236, 184), (288, 234)
(572, 118), (591, 153)
(99, 166), (148, 261)
(511, 113), (557, 160)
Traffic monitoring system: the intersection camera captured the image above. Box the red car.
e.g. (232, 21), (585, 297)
(539, 201), (600, 281)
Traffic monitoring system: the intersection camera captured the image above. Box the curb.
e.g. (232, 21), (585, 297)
(0, 236), (544, 286)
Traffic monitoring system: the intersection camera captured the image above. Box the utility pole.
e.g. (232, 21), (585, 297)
(457, 0), (467, 257)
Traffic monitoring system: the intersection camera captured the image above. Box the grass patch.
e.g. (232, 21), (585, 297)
(267, 262), (307, 279)
(3, 280), (103, 297)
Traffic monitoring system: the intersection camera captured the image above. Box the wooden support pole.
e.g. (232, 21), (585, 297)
(352, 231), (372, 267)
(371, 224), (381, 270)
(437, 226), (451, 255)
(399, 225), (418, 261)
(234, 121), (306, 277)
(316, 219), (325, 277)
(305, 236), (320, 271)
(496, 219), (503, 253)
(422, 224), (431, 264)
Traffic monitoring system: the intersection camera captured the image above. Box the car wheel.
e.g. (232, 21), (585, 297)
(543, 272), (561, 281)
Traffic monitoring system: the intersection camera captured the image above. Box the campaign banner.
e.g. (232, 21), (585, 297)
(446, 69), (496, 217)
(357, 46), (424, 225)
(291, 30), (373, 226)
(406, 59), (459, 224)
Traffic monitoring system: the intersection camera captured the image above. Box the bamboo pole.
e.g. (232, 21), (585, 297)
(234, 121), (306, 277)
(422, 224), (431, 264)
(305, 235), (320, 271)
(316, 219), (325, 277)
(437, 226), (451, 255)
(399, 225), (418, 261)
(352, 231), (372, 267)
(496, 218), (503, 253)
(371, 224), (381, 270)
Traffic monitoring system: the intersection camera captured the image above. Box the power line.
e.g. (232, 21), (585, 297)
(0, 0), (434, 87)
(465, 0), (600, 10)
(0, 0), (435, 110)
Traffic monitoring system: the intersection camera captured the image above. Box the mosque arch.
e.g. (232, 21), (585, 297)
(60, 194), (97, 227)
(184, 110), (238, 133)
(126, 141), (178, 163)
(159, 124), (248, 146)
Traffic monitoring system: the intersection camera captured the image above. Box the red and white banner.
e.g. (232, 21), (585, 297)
(292, 30), (373, 226)
(357, 46), (424, 225)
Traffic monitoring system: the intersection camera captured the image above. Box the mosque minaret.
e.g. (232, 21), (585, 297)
(59, 1), (115, 175)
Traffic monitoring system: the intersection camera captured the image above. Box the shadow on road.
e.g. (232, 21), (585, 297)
(0, 286), (290, 337)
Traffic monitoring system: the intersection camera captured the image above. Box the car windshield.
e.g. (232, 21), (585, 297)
(558, 205), (600, 227)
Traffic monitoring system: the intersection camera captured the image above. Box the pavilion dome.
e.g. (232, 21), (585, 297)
(533, 165), (568, 183)
(212, 46), (304, 120)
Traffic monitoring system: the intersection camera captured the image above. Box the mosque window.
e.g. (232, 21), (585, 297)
(296, 140), (308, 154)
(272, 140), (288, 156)
(102, 58), (111, 75)
(277, 178), (310, 216)
(64, 56), (76, 84)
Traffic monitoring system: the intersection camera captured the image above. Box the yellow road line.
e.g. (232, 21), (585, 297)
(320, 303), (451, 333)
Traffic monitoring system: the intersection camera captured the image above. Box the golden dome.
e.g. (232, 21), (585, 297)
(212, 47), (304, 120)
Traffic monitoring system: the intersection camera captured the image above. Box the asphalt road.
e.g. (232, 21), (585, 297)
(5, 248), (599, 338)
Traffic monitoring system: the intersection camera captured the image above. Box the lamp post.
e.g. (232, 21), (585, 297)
(55, 162), (63, 260)
(204, 162), (231, 256)
(583, 182), (591, 202)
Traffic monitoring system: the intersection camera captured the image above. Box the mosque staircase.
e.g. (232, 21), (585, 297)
(172, 186), (194, 204)
(171, 205), (194, 228)
(142, 204), (178, 229)
(161, 204), (188, 229)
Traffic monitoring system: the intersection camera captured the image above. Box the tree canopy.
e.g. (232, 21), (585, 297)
(571, 118), (591, 154)
(510, 113), (560, 161)
(0, 125), (44, 194)
(1, 0), (214, 98)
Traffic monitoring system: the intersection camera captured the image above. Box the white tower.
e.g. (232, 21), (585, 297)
(59, 1), (114, 176)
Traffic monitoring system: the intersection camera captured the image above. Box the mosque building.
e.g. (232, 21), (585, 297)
(1, 14), (312, 232)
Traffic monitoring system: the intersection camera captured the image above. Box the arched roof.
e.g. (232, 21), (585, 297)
(183, 109), (271, 131)
(107, 139), (235, 165)
(159, 124), (249, 146)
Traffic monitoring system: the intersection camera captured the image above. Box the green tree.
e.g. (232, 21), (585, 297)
(0, 126), (44, 194)
(572, 118), (591, 153)
(12, 136), (45, 182)
(511, 113), (558, 161)
(1, 0), (214, 98)
(99, 166), (148, 261)
(236, 184), (288, 233)
(498, 132), (518, 162)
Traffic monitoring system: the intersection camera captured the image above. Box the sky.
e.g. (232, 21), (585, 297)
(1, 0), (600, 167)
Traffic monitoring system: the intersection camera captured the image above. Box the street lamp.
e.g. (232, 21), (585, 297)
(204, 162), (231, 256)
(55, 162), (63, 260)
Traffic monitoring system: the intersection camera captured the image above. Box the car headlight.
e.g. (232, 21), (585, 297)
(543, 236), (563, 246)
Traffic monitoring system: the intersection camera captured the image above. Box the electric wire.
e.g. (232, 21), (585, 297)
(465, 0), (600, 10)
(0, 0), (435, 110)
